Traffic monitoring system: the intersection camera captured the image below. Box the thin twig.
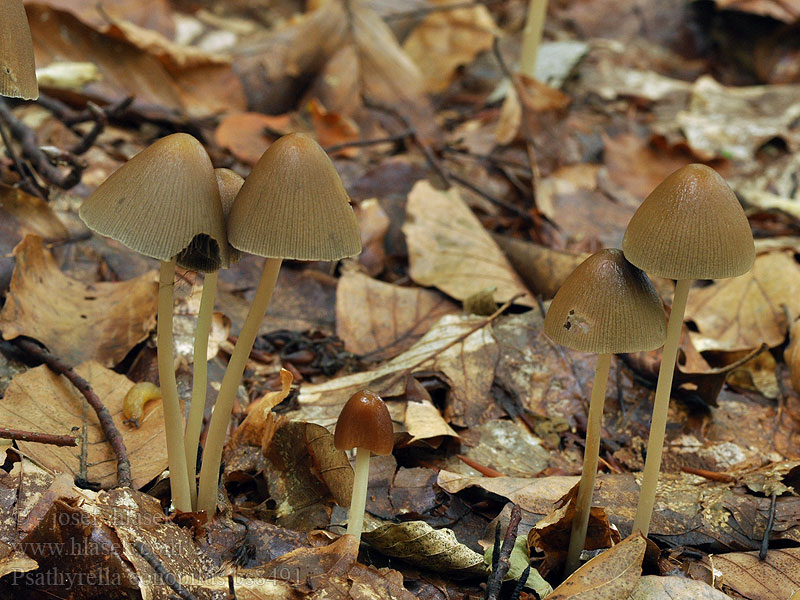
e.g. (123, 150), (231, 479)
(0, 426), (77, 447)
(485, 504), (523, 600)
(510, 565), (532, 600)
(134, 541), (199, 600)
(324, 130), (412, 154)
(759, 492), (778, 560)
(11, 337), (132, 487)
(0, 118), (45, 198)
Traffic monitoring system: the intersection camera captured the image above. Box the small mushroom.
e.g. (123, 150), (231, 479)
(79, 133), (227, 512)
(196, 133), (361, 515)
(0, 0), (38, 100)
(334, 390), (394, 544)
(623, 164), (754, 536)
(183, 168), (244, 508)
(545, 248), (665, 574)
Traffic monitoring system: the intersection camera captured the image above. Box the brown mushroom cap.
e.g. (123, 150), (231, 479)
(227, 133), (362, 261)
(623, 164), (754, 280)
(79, 133), (229, 270)
(334, 390), (394, 455)
(544, 248), (666, 354)
(214, 168), (244, 264)
(0, 0), (38, 100)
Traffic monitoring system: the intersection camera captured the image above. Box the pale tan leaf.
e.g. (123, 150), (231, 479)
(229, 369), (293, 448)
(403, 180), (533, 306)
(632, 575), (733, 600)
(402, 0), (498, 93)
(0, 236), (158, 368)
(549, 533), (646, 600)
(711, 548), (800, 600)
(336, 270), (459, 361)
(363, 521), (487, 577)
(686, 251), (800, 351)
(0, 362), (168, 489)
(404, 399), (459, 446)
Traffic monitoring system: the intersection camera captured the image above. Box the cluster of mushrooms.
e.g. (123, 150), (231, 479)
(79, 133), (362, 514)
(545, 164), (755, 574)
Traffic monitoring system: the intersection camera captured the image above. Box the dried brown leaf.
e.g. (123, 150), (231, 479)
(336, 270), (459, 361)
(685, 251), (800, 351)
(403, 180), (533, 306)
(229, 368), (293, 448)
(0, 362), (168, 489)
(0, 236), (157, 367)
(632, 575), (733, 600)
(214, 112), (288, 165)
(710, 548), (800, 600)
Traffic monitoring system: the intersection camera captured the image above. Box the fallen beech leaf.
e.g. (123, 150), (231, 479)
(548, 533), (646, 599)
(0, 236), (157, 368)
(404, 398), (459, 447)
(214, 112), (289, 165)
(262, 421), (353, 531)
(402, 0), (498, 93)
(307, 99), (360, 157)
(632, 575), (733, 599)
(336, 270), (459, 361)
(29, 0), (176, 37)
(294, 313), (499, 429)
(403, 180), (533, 306)
(363, 521), (486, 577)
(685, 252), (800, 351)
(710, 548), (800, 600)
(0, 362), (170, 489)
(229, 369), (293, 449)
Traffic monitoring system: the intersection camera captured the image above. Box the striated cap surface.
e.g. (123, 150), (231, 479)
(214, 168), (244, 264)
(623, 164), (754, 280)
(544, 248), (666, 353)
(79, 133), (229, 270)
(228, 133), (362, 260)
(0, 0), (38, 100)
(334, 390), (394, 455)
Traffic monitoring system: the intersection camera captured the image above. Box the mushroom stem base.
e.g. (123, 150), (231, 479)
(158, 259), (192, 513)
(565, 352), (611, 575)
(347, 447), (371, 544)
(196, 257), (282, 515)
(633, 278), (691, 535)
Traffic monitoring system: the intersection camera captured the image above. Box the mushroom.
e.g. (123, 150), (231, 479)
(623, 164), (754, 536)
(334, 390), (394, 544)
(183, 168), (244, 508)
(544, 248), (665, 574)
(0, 0), (38, 100)
(196, 133), (362, 515)
(79, 133), (228, 512)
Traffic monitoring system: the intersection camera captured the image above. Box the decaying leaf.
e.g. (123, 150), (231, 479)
(548, 533), (646, 600)
(336, 270), (458, 362)
(363, 521), (486, 577)
(0, 235), (158, 368)
(0, 362), (168, 489)
(214, 112), (289, 165)
(229, 369), (293, 449)
(484, 535), (553, 597)
(685, 251), (800, 351)
(403, 180), (533, 306)
(632, 575), (733, 600)
(709, 548), (800, 600)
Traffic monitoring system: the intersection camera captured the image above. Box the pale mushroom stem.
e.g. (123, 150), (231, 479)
(565, 352), (612, 575)
(157, 259), (192, 513)
(196, 257), (283, 515)
(347, 447), (371, 544)
(184, 269), (218, 509)
(633, 278), (691, 535)
(519, 0), (548, 77)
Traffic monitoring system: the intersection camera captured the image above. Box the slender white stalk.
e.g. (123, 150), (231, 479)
(184, 270), (218, 509)
(197, 258), (282, 515)
(519, 0), (549, 78)
(157, 259), (192, 513)
(633, 278), (691, 535)
(565, 352), (612, 575)
(347, 447), (371, 544)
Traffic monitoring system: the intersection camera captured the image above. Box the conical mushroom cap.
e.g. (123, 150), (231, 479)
(0, 0), (38, 100)
(544, 249), (666, 353)
(228, 133), (362, 261)
(79, 133), (229, 270)
(623, 164), (754, 280)
(334, 390), (394, 455)
(214, 168), (244, 264)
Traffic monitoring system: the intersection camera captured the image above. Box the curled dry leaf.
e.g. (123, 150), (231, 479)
(548, 533), (646, 600)
(229, 368), (293, 448)
(336, 269), (459, 362)
(0, 362), (169, 489)
(402, 0), (498, 93)
(363, 521), (487, 578)
(0, 235), (158, 368)
(685, 251), (800, 351)
(262, 421), (353, 531)
(403, 180), (533, 306)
